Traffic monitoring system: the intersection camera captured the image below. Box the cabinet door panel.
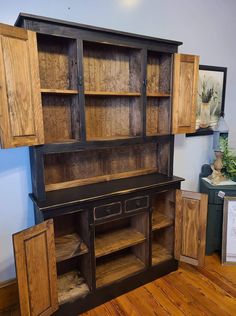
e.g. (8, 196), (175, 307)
(13, 220), (58, 316)
(172, 54), (199, 134)
(0, 23), (44, 148)
(175, 190), (207, 266)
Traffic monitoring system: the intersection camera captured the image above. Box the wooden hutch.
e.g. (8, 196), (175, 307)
(0, 14), (207, 316)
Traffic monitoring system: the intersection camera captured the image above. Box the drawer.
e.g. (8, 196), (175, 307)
(94, 202), (122, 220)
(125, 196), (149, 213)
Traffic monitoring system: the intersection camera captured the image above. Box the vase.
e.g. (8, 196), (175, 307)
(199, 102), (210, 128)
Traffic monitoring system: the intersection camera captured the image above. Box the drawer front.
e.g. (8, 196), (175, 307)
(125, 196), (149, 213)
(94, 202), (122, 220)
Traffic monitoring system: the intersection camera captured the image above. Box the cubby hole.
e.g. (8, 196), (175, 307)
(96, 246), (146, 288)
(147, 51), (172, 96)
(42, 94), (80, 143)
(151, 190), (175, 231)
(53, 211), (89, 263)
(146, 98), (171, 136)
(83, 41), (142, 94)
(152, 226), (174, 265)
(85, 96), (142, 140)
(44, 143), (159, 192)
(56, 256), (91, 304)
(37, 34), (78, 91)
(95, 212), (148, 258)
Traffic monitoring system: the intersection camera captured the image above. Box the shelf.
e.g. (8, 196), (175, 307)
(86, 135), (140, 142)
(152, 242), (173, 265)
(55, 233), (88, 262)
(45, 168), (158, 192)
(41, 88), (79, 95)
(85, 91), (141, 96)
(95, 228), (146, 258)
(147, 93), (171, 97)
(58, 270), (90, 304)
(152, 212), (173, 231)
(96, 253), (145, 288)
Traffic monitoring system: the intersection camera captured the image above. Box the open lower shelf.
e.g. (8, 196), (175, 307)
(95, 228), (146, 258)
(152, 212), (173, 231)
(45, 168), (158, 192)
(58, 270), (90, 304)
(152, 242), (173, 265)
(96, 253), (145, 288)
(55, 233), (88, 262)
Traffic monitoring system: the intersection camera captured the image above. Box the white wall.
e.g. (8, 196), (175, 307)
(0, 0), (236, 281)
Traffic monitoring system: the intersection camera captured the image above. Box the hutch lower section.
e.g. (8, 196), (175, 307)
(32, 175), (182, 315)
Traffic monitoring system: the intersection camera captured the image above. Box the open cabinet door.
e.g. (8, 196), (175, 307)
(12, 220), (58, 316)
(0, 23), (44, 148)
(175, 190), (208, 267)
(172, 54), (199, 134)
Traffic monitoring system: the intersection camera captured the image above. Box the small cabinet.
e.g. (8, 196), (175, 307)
(172, 54), (199, 134)
(0, 23), (44, 148)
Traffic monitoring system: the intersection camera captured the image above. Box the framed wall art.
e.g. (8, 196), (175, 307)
(186, 65), (227, 137)
(222, 196), (236, 265)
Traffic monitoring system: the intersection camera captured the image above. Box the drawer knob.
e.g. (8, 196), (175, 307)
(106, 208), (112, 214)
(135, 200), (141, 207)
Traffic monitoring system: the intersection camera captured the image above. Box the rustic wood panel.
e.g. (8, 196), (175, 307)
(172, 54), (199, 134)
(0, 280), (19, 315)
(147, 52), (171, 94)
(96, 253), (145, 288)
(85, 96), (142, 139)
(146, 98), (171, 135)
(95, 227), (146, 258)
(12, 220), (58, 316)
(175, 190), (208, 266)
(152, 226), (174, 265)
(0, 24), (44, 148)
(42, 94), (78, 143)
(157, 141), (170, 175)
(37, 34), (77, 90)
(44, 143), (158, 190)
(83, 42), (141, 93)
(152, 212), (173, 231)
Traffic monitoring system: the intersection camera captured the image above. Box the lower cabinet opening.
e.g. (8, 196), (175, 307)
(152, 226), (174, 265)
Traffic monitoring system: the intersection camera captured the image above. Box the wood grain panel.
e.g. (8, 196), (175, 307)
(172, 54), (199, 134)
(12, 220), (58, 316)
(0, 24), (44, 148)
(96, 253), (145, 288)
(83, 42), (141, 93)
(44, 143), (158, 190)
(85, 96), (142, 139)
(37, 35), (77, 90)
(175, 190), (208, 266)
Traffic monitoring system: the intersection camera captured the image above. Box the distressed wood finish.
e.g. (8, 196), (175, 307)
(0, 23), (44, 148)
(175, 190), (208, 266)
(12, 220), (58, 316)
(172, 54), (199, 134)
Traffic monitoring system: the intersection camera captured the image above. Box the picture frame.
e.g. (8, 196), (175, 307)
(186, 65), (227, 137)
(222, 196), (236, 265)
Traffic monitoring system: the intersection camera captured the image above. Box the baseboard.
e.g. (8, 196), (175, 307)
(0, 279), (19, 315)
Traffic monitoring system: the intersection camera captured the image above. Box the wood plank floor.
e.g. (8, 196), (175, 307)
(82, 254), (236, 316)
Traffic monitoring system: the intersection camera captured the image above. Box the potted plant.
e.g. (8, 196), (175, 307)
(219, 137), (236, 181)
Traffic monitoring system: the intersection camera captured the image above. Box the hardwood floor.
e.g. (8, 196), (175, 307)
(82, 254), (236, 316)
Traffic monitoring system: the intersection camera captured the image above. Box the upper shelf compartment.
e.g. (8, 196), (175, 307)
(147, 51), (172, 96)
(83, 41), (142, 95)
(37, 34), (78, 91)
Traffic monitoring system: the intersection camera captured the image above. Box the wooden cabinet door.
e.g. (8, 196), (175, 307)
(0, 23), (44, 148)
(12, 220), (58, 316)
(175, 190), (208, 267)
(172, 54), (199, 134)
